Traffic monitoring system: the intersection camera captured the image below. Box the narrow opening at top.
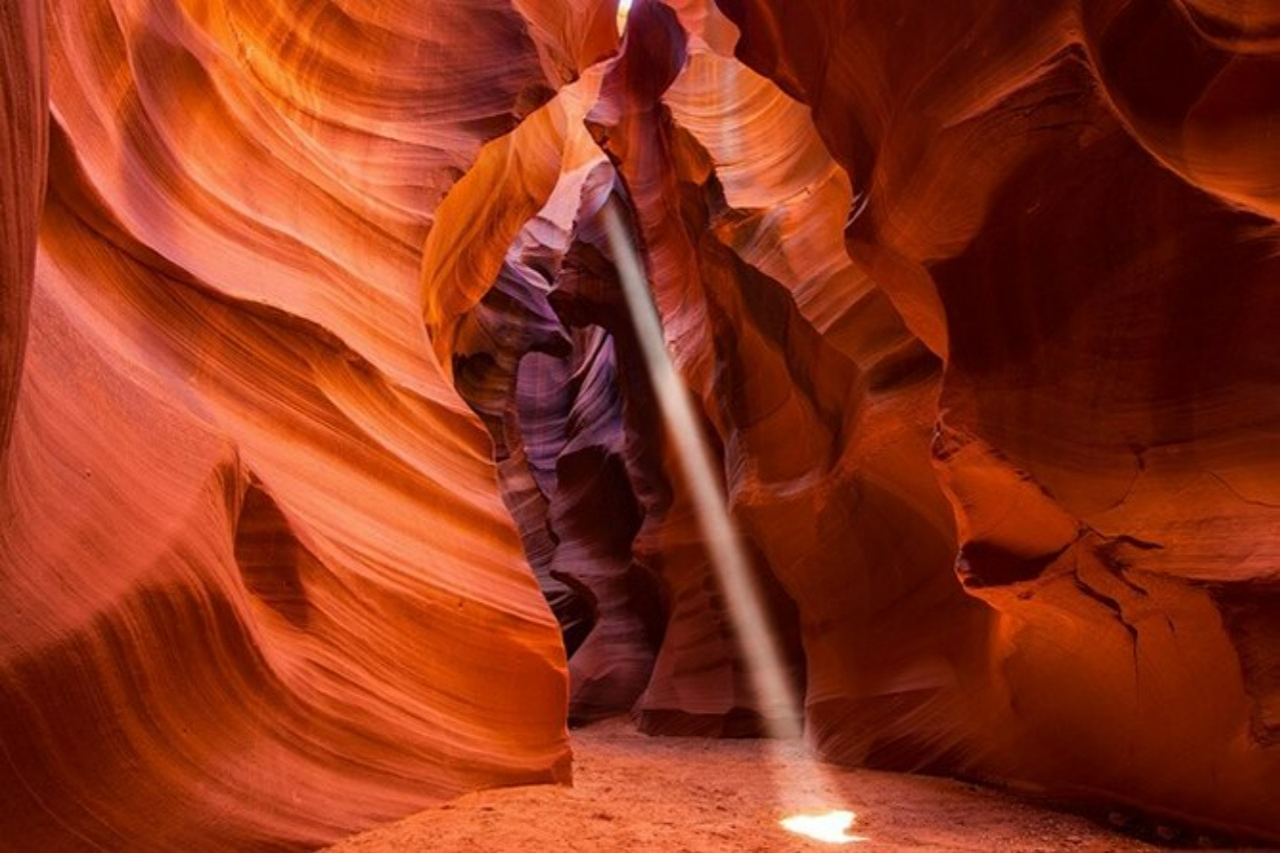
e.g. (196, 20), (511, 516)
(616, 0), (634, 35)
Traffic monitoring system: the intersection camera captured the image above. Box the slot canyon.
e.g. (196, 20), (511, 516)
(2, 0), (1278, 849)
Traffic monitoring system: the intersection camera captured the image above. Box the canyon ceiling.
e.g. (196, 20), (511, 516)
(2, 0), (1278, 849)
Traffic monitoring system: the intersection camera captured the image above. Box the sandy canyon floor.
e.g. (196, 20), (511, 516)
(325, 718), (1244, 852)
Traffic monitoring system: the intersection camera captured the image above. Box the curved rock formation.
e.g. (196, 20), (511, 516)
(2, 1), (575, 849)
(0, 0), (45, 456)
(718, 0), (1280, 837)
(3, 0), (1278, 847)
(424, 0), (1280, 838)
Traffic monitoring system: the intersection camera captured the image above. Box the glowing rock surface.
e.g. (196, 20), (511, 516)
(2, 0), (1278, 847)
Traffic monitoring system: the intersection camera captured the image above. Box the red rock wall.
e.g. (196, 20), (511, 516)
(426, 0), (1280, 839)
(716, 0), (1280, 838)
(1, 2), (580, 849)
(3, 0), (1278, 846)
(0, 0), (45, 455)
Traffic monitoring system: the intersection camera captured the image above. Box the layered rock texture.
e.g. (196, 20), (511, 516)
(3, 0), (1278, 848)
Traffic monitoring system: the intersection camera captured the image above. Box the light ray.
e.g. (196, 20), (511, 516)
(602, 198), (802, 740)
(602, 196), (868, 844)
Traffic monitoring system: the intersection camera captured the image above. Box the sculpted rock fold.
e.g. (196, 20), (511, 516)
(2, 2), (574, 849)
(4, 0), (1278, 846)
(719, 0), (1280, 837)
(0, 0), (45, 454)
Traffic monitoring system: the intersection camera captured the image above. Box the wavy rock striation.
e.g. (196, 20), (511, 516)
(2, 1), (582, 849)
(717, 0), (1280, 838)
(2, 0), (1278, 847)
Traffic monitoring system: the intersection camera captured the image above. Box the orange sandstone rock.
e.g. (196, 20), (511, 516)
(3, 0), (1278, 847)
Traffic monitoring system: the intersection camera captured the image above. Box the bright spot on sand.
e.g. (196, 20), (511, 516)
(780, 810), (868, 844)
(616, 0), (633, 34)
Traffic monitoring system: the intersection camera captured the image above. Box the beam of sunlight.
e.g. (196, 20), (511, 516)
(602, 196), (868, 844)
(602, 198), (802, 741)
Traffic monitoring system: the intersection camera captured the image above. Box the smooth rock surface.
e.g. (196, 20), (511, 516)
(3, 0), (1278, 847)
